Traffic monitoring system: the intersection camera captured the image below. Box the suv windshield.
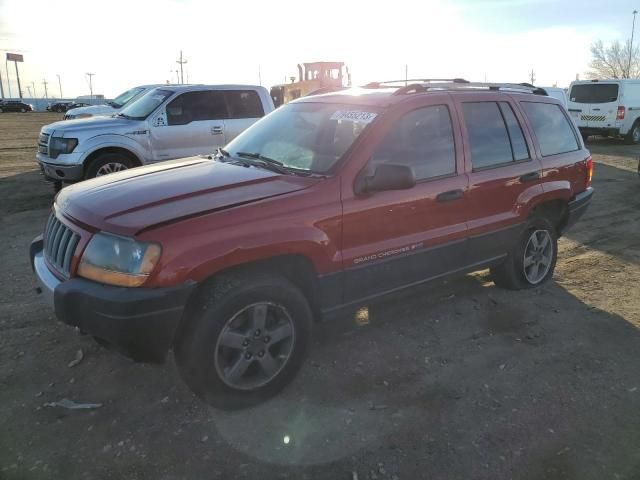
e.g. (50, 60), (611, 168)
(569, 83), (619, 103)
(118, 89), (174, 120)
(109, 87), (146, 109)
(225, 102), (378, 173)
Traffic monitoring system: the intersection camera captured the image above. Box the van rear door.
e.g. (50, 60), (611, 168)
(568, 82), (620, 129)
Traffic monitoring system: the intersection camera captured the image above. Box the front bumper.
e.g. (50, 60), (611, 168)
(562, 187), (594, 233)
(30, 236), (195, 362)
(37, 152), (84, 181)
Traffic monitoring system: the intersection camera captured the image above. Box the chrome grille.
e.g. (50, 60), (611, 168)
(43, 213), (80, 276)
(38, 133), (50, 155)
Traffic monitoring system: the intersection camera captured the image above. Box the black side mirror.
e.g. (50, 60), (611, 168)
(354, 163), (416, 195)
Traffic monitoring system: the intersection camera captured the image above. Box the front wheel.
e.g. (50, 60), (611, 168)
(491, 217), (558, 290)
(85, 153), (132, 179)
(175, 272), (313, 409)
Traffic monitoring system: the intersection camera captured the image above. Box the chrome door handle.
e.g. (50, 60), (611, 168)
(211, 126), (223, 135)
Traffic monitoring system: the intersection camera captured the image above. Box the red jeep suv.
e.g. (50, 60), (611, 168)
(30, 80), (593, 408)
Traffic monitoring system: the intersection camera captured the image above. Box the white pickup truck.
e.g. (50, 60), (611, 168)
(63, 85), (163, 120)
(37, 85), (274, 187)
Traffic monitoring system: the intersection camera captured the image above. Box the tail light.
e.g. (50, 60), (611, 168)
(617, 106), (626, 120)
(585, 156), (593, 187)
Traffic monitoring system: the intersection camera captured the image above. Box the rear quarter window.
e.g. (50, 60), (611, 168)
(521, 102), (579, 157)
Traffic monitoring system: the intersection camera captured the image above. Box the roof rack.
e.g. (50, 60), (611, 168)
(391, 81), (548, 96)
(363, 78), (470, 89)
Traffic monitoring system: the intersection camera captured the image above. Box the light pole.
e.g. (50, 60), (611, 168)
(628, 10), (638, 78)
(57, 74), (62, 98)
(86, 72), (95, 100)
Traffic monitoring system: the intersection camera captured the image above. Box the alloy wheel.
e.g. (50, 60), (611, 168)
(96, 162), (128, 176)
(215, 302), (295, 390)
(523, 229), (553, 284)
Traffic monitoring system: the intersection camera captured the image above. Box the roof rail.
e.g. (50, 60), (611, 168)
(363, 78), (469, 89)
(392, 81), (549, 96)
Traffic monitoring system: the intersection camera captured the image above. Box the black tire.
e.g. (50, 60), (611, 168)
(85, 152), (133, 179)
(175, 272), (313, 409)
(491, 217), (558, 290)
(20, 108), (25, 113)
(625, 122), (640, 144)
(0, 108), (4, 113)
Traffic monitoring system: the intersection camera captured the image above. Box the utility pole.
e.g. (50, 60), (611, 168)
(258, 64), (262, 86)
(57, 74), (62, 98)
(176, 50), (187, 84)
(529, 69), (536, 85)
(31, 81), (36, 99)
(86, 72), (95, 99)
(405, 64), (408, 86)
(5, 60), (11, 98)
(42, 78), (49, 99)
(25, 85), (32, 97)
(0, 66), (4, 99)
(629, 10), (638, 78)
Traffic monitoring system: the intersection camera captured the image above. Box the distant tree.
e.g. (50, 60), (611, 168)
(588, 39), (640, 79)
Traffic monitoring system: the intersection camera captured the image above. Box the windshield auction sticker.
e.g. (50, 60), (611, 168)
(330, 111), (377, 123)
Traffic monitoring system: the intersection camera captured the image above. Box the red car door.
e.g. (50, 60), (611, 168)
(339, 93), (469, 305)
(451, 92), (544, 264)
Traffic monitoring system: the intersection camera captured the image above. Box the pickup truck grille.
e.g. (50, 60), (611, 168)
(38, 133), (50, 155)
(43, 213), (80, 276)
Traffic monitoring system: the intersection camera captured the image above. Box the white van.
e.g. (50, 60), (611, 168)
(567, 79), (640, 143)
(541, 87), (568, 108)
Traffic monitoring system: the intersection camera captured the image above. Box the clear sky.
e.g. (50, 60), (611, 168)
(0, 0), (637, 99)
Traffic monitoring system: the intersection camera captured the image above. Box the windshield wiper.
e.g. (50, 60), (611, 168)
(234, 151), (291, 174)
(216, 147), (230, 159)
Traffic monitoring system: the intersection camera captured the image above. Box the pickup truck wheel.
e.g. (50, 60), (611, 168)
(491, 217), (558, 290)
(174, 272), (313, 409)
(85, 153), (133, 179)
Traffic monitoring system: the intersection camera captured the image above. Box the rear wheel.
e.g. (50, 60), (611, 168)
(625, 122), (640, 144)
(85, 153), (133, 179)
(20, 108), (26, 113)
(175, 272), (313, 409)
(0, 107), (3, 113)
(491, 217), (558, 290)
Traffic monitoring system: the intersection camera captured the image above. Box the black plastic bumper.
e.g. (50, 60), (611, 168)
(563, 187), (594, 233)
(30, 237), (195, 362)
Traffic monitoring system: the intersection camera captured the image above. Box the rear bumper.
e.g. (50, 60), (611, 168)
(30, 236), (195, 362)
(579, 127), (620, 137)
(562, 187), (594, 233)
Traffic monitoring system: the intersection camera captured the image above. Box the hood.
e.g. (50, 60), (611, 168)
(65, 104), (116, 117)
(55, 158), (318, 235)
(43, 115), (140, 136)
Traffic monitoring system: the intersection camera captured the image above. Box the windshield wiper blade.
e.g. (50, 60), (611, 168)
(216, 147), (231, 159)
(234, 151), (291, 174)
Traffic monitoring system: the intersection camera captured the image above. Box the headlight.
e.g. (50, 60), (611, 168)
(49, 137), (78, 159)
(77, 233), (162, 287)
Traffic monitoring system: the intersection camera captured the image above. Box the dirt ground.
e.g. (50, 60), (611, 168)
(1, 112), (639, 480)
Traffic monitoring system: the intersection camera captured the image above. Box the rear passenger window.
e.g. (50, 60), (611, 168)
(166, 91), (228, 125)
(225, 90), (264, 118)
(371, 105), (456, 181)
(462, 102), (529, 169)
(521, 102), (579, 156)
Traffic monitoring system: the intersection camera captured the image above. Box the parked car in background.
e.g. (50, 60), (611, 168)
(568, 79), (640, 143)
(37, 84), (274, 187)
(30, 80), (593, 408)
(47, 101), (75, 113)
(541, 87), (568, 108)
(0, 100), (33, 112)
(63, 85), (162, 120)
